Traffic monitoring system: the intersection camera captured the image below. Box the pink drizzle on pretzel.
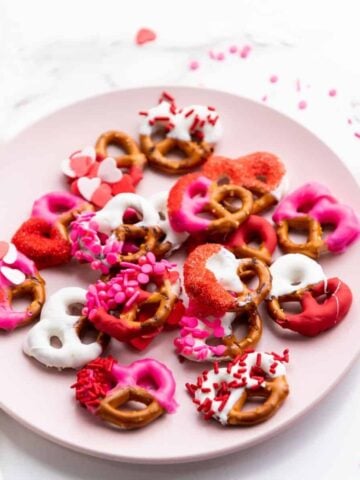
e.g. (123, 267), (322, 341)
(31, 191), (85, 225)
(73, 356), (178, 414)
(0, 242), (38, 330)
(273, 182), (360, 253)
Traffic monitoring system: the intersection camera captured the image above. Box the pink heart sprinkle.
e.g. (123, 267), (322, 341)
(0, 241), (9, 261)
(70, 154), (93, 177)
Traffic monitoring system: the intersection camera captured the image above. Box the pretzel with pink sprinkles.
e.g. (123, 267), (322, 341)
(174, 301), (262, 362)
(83, 252), (181, 342)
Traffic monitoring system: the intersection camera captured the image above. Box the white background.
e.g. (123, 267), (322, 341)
(0, 0), (359, 478)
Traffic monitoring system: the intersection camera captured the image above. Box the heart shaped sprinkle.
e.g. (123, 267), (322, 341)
(77, 177), (101, 201)
(135, 28), (157, 45)
(98, 157), (123, 183)
(91, 183), (112, 208)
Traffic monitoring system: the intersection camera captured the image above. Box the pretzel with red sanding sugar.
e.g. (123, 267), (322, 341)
(184, 244), (271, 316)
(186, 350), (289, 425)
(202, 152), (287, 214)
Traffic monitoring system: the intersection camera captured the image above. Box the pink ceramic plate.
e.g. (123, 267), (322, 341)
(0, 87), (359, 464)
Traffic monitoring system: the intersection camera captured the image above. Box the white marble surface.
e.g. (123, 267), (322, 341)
(0, 0), (360, 478)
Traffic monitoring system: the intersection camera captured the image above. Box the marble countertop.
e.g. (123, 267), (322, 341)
(0, 0), (359, 478)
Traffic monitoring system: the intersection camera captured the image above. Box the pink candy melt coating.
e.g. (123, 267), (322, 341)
(0, 246), (38, 330)
(110, 359), (178, 413)
(170, 176), (212, 233)
(273, 182), (360, 253)
(31, 191), (84, 224)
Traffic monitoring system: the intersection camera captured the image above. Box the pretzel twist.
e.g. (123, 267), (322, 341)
(276, 215), (325, 259)
(96, 130), (147, 168)
(140, 135), (212, 174)
(228, 376), (289, 425)
(98, 386), (164, 429)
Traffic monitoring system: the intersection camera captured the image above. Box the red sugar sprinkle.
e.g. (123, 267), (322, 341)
(154, 116), (170, 121)
(229, 45), (238, 54)
(162, 91), (174, 102)
(354, 132), (360, 139)
(216, 52), (225, 61)
(190, 115), (200, 132)
(218, 394), (230, 412)
(298, 100), (307, 110)
(261, 95), (268, 102)
(135, 28), (157, 46)
(347, 118), (353, 125)
(186, 383), (197, 396)
(185, 108), (194, 118)
(269, 75), (278, 83)
(256, 353), (262, 367)
(213, 361), (219, 374)
(328, 89), (337, 97)
(204, 409), (215, 420)
(207, 106), (215, 111)
(138, 111), (148, 116)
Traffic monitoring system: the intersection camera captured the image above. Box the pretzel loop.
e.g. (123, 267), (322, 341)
(228, 376), (289, 425)
(234, 258), (272, 312)
(114, 225), (164, 263)
(96, 131), (147, 168)
(140, 135), (212, 174)
(98, 386), (164, 429)
(7, 275), (46, 327)
(223, 310), (263, 357)
(120, 279), (178, 333)
(276, 215), (325, 259)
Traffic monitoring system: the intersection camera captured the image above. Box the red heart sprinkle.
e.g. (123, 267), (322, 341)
(91, 183), (112, 208)
(135, 28), (157, 45)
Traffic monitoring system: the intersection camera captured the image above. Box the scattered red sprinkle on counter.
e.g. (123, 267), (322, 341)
(135, 28), (157, 45)
(298, 100), (307, 110)
(328, 89), (337, 97)
(269, 75), (278, 83)
(229, 45), (238, 54)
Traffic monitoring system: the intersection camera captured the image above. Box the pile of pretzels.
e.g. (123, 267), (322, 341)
(1, 91), (359, 429)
